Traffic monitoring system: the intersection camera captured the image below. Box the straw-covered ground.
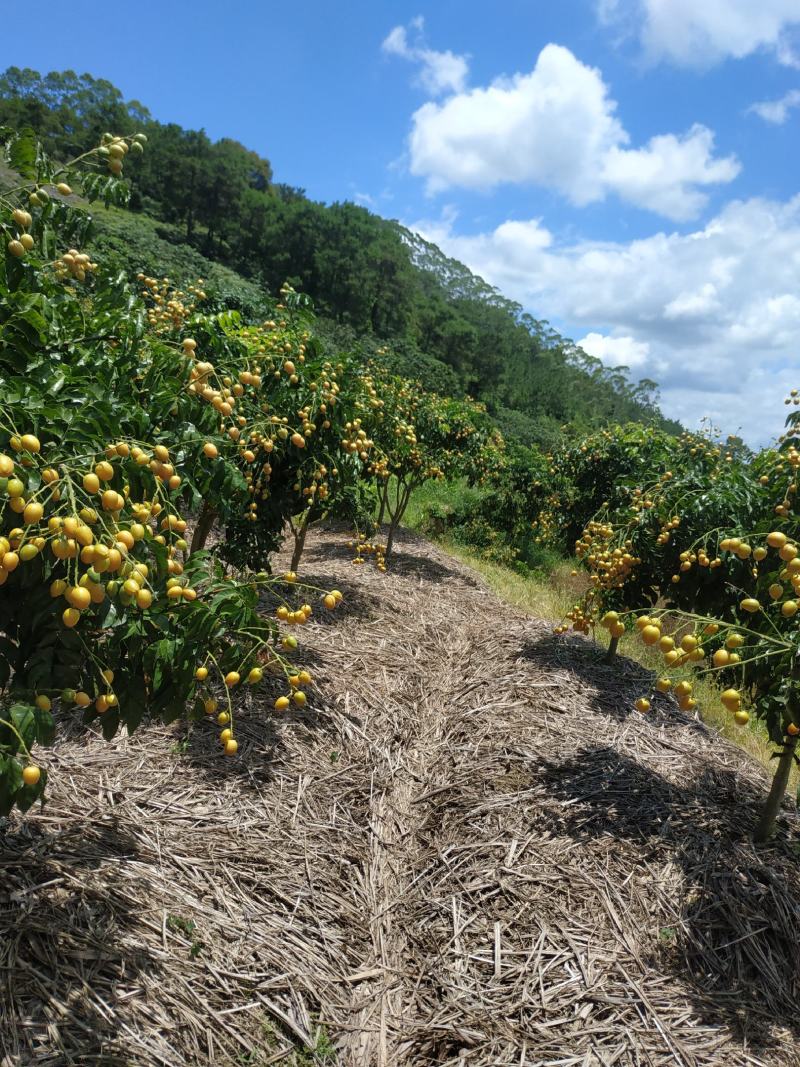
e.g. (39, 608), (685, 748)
(1, 527), (799, 1067)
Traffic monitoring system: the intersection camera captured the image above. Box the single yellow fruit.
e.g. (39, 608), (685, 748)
(782, 600), (798, 618)
(224, 739), (239, 755)
(767, 531), (788, 548)
(721, 688), (741, 711)
(35, 694), (51, 711)
(202, 441), (218, 458)
(733, 709), (750, 726)
(655, 678), (672, 693)
(22, 765), (41, 786)
(634, 697), (650, 713)
(247, 667), (263, 684)
(74, 691), (91, 707)
(219, 728), (233, 743)
(712, 649), (730, 667)
(275, 696), (290, 711)
(740, 598), (761, 614)
(224, 671), (240, 687)
(195, 666), (208, 681)
(23, 501), (43, 524)
(323, 593), (337, 610)
(62, 607), (81, 627)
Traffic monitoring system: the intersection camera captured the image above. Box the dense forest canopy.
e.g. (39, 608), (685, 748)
(0, 66), (682, 445)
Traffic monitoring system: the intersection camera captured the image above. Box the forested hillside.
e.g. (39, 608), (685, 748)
(0, 66), (680, 447)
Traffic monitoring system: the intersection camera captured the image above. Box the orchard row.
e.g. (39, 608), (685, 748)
(0, 127), (501, 814)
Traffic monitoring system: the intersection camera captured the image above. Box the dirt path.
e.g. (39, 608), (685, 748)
(2, 528), (799, 1067)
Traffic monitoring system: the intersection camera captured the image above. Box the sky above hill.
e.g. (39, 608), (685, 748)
(6, 0), (800, 442)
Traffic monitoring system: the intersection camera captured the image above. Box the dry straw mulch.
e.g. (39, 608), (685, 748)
(1, 527), (799, 1067)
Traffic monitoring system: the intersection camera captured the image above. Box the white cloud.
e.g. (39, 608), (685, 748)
(404, 44), (738, 220)
(577, 332), (651, 368)
(410, 195), (800, 443)
(748, 88), (800, 123)
(600, 0), (800, 67)
(382, 18), (469, 96)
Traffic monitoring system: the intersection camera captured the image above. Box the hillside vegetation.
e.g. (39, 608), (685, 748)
(0, 66), (679, 449)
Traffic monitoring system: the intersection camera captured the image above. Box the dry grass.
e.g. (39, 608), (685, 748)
(440, 537), (798, 793)
(1, 526), (799, 1066)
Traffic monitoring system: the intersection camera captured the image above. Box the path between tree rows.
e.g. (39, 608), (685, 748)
(2, 528), (799, 1067)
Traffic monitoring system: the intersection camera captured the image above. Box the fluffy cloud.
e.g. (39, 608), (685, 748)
(382, 18), (469, 96)
(410, 196), (800, 442)
(576, 332), (651, 368)
(404, 45), (738, 220)
(749, 88), (800, 124)
(599, 0), (800, 67)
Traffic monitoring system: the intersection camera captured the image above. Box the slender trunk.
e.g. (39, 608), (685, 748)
(290, 512), (311, 573)
(754, 735), (797, 842)
(604, 635), (620, 664)
(190, 500), (217, 553)
(377, 482), (388, 526)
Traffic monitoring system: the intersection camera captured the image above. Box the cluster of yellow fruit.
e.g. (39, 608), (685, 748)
(7, 207), (35, 258)
(99, 131), (146, 176)
(54, 249), (98, 282)
(629, 613), (751, 723)
(575, 520), (641, 592)
(350, 535), (387, 572)
(138, 275), (206, 332)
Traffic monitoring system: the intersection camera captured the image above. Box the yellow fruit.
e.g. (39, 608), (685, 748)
(292, 690), (307, 707)
(733, 709), (750, 726)
(0, 454), (13, 477)
(740, 598), (761, 613)
(275, 696), (290, 711)
(74, 691), (91, 707)
(283, 571), (297, 583)
(680, 635), (699, 652)
(23, 501), (43, 524)
(767, 531), (788, 548)
(224, 739), (239, 755)
(219, 728), (233, 743)
(95, 460), (114, 481)
(323, 593), (337, 610)
(49, 579), (67, 597)
(62, 607), (80, 627)
(782, 600), (798, 617)
(202, 441), (218, 458)
(217, 711), (230, 726)
(655, 678), (672, 693)
(769, 583), (784, 600)
(721, 688), (741, 711)
(635, 616), (653, 631)
(224, 671), (240, 687)
(675, 681), (693, 697)
(247, 667), (263, 684)
(22, 765), (41, 786)
(66, 586), (91, 610)
(20, 434), (40, 453)
(204, 697), (218, 715)
(634, 697), (650, 713)
(663, 650), (680, 666)
(195, 666), (208, 681)
(712, 649), (730, 667)
(35, 694), (51, 711)
(725, 633), (745, 649)
(56, 182), (72, 196)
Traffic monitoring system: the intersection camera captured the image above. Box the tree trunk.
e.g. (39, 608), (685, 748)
(604, 635), (620, 664)
(377, 483), (388, 526)
(754, 735), (797, 842)
(190, 500), (217, 554)
(290, 512), (310, 573)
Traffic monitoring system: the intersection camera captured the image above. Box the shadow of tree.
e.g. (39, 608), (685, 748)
(536, 744), (800, 1054)
(519, 628), (711, 734)
(0, 817), (161, 1065)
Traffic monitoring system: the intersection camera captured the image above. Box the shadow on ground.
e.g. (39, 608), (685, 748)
(536, 743), (800, 1056)
(0, 818), (160, 1065)
(519, 628), (711, 734)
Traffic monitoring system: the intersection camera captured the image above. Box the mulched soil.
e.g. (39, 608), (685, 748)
(1, 526), (799, 1067)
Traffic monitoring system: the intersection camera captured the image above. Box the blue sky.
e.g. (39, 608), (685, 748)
(5, 0), (800, 441)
